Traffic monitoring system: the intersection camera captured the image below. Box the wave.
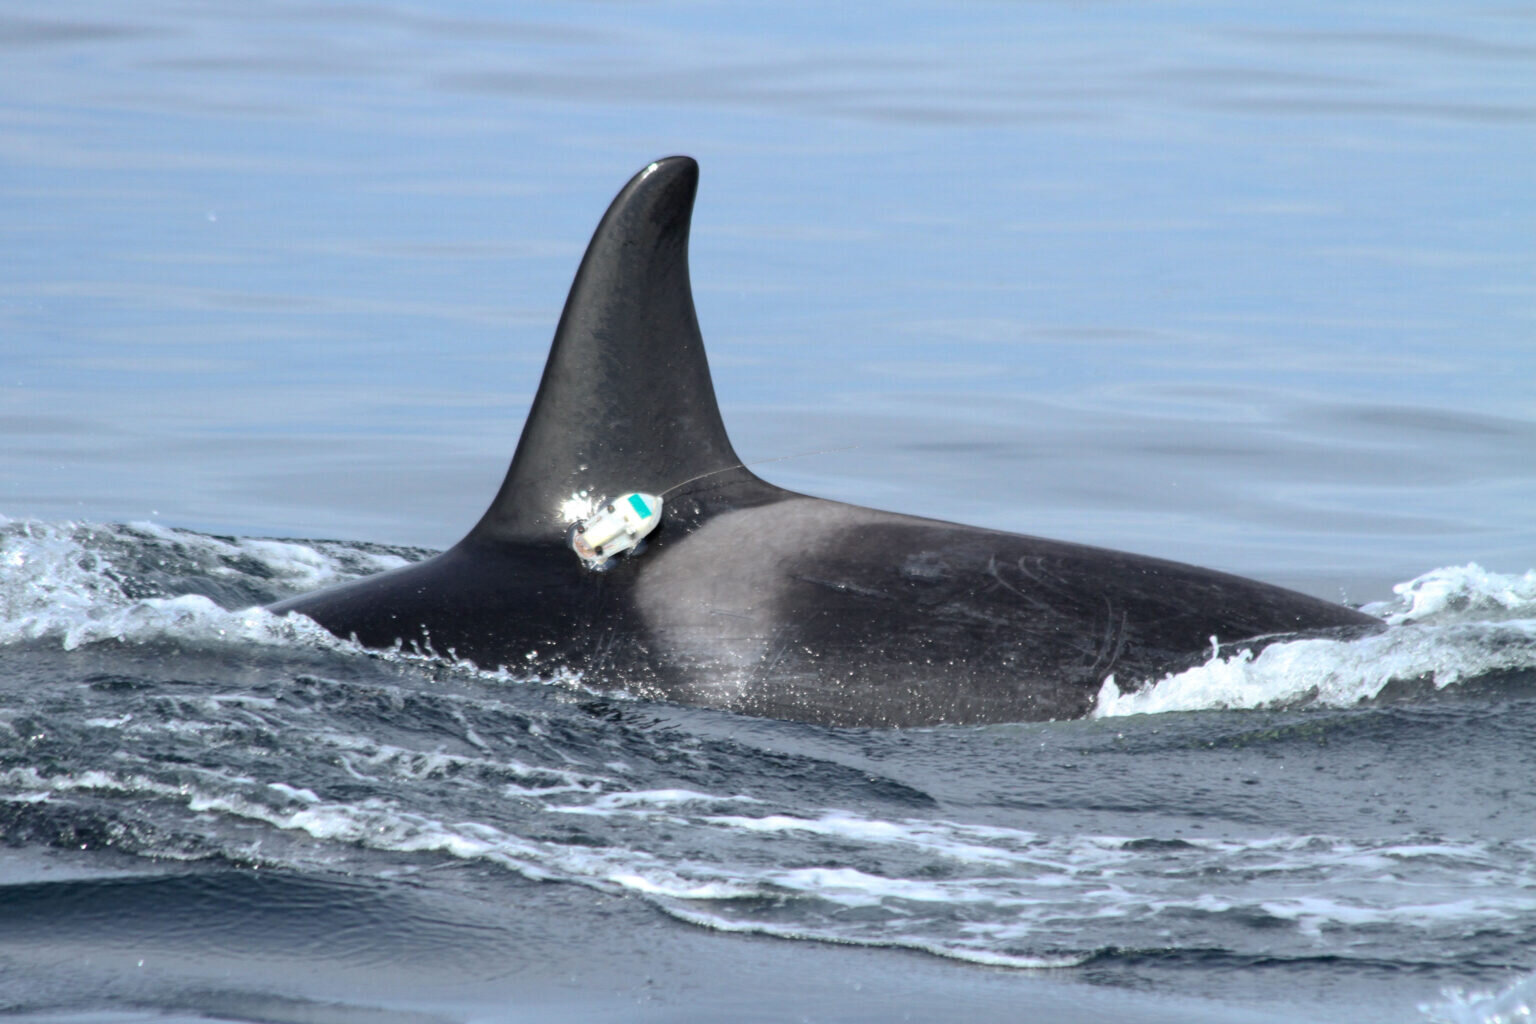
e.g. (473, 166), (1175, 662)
(0, 517), (411, 646)
(1421, 969), (1536, 1024)
(8, 761), (1534, 971)
(5, 518), (1535, 718)
(4, 518), (1536, 977)
(1096, 564), (1536, 717)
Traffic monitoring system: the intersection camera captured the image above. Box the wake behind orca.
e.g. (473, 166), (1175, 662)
(270, 156), (1380, 726)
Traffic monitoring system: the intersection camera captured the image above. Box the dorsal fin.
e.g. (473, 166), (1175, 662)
(468, 156), (742, 544)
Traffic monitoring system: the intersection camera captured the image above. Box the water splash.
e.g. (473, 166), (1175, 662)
(1421, 970), (1536, 1024)
(1367, 563), (1536, 626)
(1096, 564), (1536, 717)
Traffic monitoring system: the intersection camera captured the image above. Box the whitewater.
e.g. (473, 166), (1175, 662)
(2, 517), (1534, 1021)
(5, 1), (1533, 1019)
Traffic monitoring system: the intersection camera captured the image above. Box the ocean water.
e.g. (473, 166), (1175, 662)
(3, 2), (1535, 1022)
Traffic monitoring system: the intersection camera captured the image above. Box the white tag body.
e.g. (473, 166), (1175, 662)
(570, 492), (662, 568)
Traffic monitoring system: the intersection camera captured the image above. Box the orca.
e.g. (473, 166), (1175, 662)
(270, 156), (1381, 726)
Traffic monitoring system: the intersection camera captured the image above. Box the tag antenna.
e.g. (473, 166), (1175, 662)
(661, 446), (858, 498)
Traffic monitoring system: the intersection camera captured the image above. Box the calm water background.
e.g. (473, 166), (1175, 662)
(3, 3), (1536, 1023)
(5, 0), (1533, 600)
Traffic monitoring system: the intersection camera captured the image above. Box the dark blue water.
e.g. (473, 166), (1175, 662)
(2, 522), (1535, 1023)
(3, 2), (1535, 1021)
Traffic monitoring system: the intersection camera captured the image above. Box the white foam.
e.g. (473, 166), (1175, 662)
(1, 522), (131, 637)
(0, 520), (564, 698)
(588, 789), (759, 810)
(64, 594), (343, 652)
(1367, 564), (1536, 625)
(121, 520), (410, 588)
(0, 519), (384, 652)
(1257, 894), (1536, 938)
(28, 721), (1528, 967)
(1421, 970), (1536, 1024)
(308, 727), (611, 797)
(1090, 563), (1536, 716)
(701, 811), (1062, 869)
(232, 536), (409, 591)
(650, 901), (1084, 969)
(9, 757), (1536, 972)
(9, 523), (1536, 971)
(11, 519), (1533, 722)
(1095, 617), (1536, 717)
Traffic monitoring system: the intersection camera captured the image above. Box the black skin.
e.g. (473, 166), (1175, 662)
(272, 469), (1379, 727)
(270, 157), (1382, 727)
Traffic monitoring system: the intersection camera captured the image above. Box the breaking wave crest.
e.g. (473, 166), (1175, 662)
(1420, 970), (1536, 1024)
(1096, 564), (1536, 717)
(3, 519), (1536, 983)
(7, 518), (1535, 720)
(0, 517), (418, 652)
(8, 759), (1536, 971)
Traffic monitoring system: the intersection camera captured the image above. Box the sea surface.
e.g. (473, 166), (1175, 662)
(3, 2), (1535, 1022)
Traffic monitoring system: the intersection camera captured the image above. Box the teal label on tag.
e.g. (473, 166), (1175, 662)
(627, 494), (652, 518)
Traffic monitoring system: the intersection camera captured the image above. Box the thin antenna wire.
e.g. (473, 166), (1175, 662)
(662, 445), (859, 497)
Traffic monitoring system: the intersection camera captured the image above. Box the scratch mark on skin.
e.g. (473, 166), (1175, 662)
(706, 607), (754, 621)
(791, 574), (892, 602)
(754, 626), (795, 690)
(588, 624), (621, 675)
(1086, 597), (1128, 679)
(986, 555), (1026, 599)
(988, 555), (1129, 672)
(986, 555), (1059, 616)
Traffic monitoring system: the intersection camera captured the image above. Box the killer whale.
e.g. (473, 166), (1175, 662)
(269, 156), (1381, 726)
